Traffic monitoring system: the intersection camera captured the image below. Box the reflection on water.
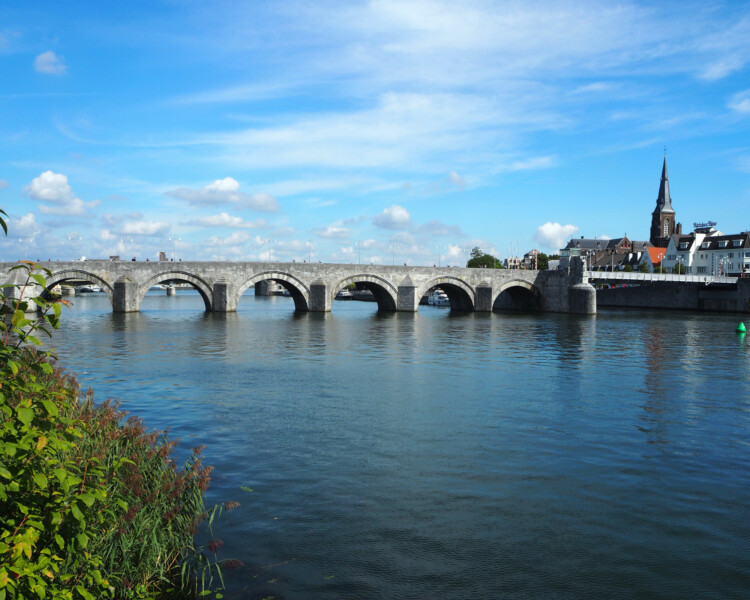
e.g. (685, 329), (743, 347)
(51, 291), (750, 599)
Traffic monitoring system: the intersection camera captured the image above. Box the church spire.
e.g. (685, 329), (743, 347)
(655, 157), (674, 213)
(650, 156), (678, 248)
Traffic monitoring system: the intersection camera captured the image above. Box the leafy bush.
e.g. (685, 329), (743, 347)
(0, 211), (231, 599)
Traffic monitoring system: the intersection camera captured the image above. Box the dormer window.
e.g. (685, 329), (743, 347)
(718, 241), (729, 248)
(701, 242), (711, 249)
(679, 242), (689, 250)
(733, 240), (742, 247)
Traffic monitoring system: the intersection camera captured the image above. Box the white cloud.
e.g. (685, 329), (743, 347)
(414, 219), (465, 237)
(121, 220), (170, 236)
(26, 171), (100, 216)
(166, 177), (280, 212)
(314, 225), (350, 239)
(185, 212), (266, 229)
(34, 51), (67, 75)
(534, 222), (579, 250)
(205, 177), (240, 192)
(13, 213), (40, 237)
(449, 171), (467, 187)
(728, 90), (750, 114)
(373, 204), (411, 230)
(497, 155), (557, 173)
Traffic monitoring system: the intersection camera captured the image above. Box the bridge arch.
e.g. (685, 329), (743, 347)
(138, 271), (214, 311)
(46, 269), (114, 306)
(236, 271), (310, 311)
(417, 276), (475, 311)
(492, 279), (543, 311)
(333, 273), (398, 311)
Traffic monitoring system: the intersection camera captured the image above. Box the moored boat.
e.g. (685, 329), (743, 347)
(427, 288), (450, 306)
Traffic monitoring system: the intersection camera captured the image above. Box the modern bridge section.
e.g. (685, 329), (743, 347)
(587, 271), (738, 285)
(0, 258), (595, 315)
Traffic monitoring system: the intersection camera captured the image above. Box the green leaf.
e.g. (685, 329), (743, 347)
(17, 407), (34, 427)
(76, 532), (89, 549)
(40, 399), (58, 416)
(7, 361), (17, 376)
(54, 535), (65, 550)
(240, 486), (254, 492)
(70, 503), (84, 522)
(33, 472), (48, 489)
(30, 273), (48, 288)
(78, 493), (96, 507)
(75, 585), (95, 600)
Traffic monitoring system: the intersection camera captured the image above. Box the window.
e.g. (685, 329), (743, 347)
(679, 242), (689, 250)
(729, 253), (734, 258)
(718, 240), (728, 248)
(701, 242), (711, 249)
(663, 219), (670, 237)
(733, 240), (742, 247)
(697, 266), (707, 273)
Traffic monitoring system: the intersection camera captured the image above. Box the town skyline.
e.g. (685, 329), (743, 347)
(1, 1), (749, 264)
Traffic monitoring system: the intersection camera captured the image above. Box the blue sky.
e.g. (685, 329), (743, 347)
(1, 0), (749, 265)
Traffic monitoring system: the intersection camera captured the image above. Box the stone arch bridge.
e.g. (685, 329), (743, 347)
(1, 259), (595, 314)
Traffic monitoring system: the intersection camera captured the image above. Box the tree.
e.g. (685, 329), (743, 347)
(467, 249), (503, 268)
(675, 263), (686, 274)
(623, 264), (634, 272)
(536, 253), (549, 270)
(638, 261), (651, 273)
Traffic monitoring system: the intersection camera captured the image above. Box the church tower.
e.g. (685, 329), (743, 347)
(650, 157), (679, 247)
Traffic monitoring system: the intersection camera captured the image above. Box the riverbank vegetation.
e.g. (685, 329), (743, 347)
(0, 209), (230, 599)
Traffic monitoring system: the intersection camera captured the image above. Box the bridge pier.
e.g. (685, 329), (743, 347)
(474, 283), (493, 312)
(255, 281), (272, 296)
(397, 278), (419, 312)
(212, 280), (236, 312)
(113, 278), (139, 312)
(309, 280), (331, 312)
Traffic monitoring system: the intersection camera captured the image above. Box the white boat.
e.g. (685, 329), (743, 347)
(427, 288), (450, 306)
(76, 284), (101, 294)
(336, 289), (354, 300)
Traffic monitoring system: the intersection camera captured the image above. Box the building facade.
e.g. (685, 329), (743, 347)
(662, 225), (750, 276)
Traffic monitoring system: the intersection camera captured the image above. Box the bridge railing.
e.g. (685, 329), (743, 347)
(586, 271), (738, 285)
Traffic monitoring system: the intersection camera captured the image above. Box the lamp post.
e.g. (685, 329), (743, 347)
(675, 255), (685, 276)
(67, 234), (82, 261)
(389, 243), (397, 266)
(168, 236), (181, 261)
(214, 236), (224, 262)
(719, 256), (729, 277)
(120, 236), (133, 260)
(306, 240), (315, 263)
(435, 245), (445, 267)
(264, 238), (276, 263)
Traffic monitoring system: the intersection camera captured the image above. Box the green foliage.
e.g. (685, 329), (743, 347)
(638, 261), (651, 273)
(674, 263), (686, 274)
(0, 221), (231, 598)
(623, 264), (634, 272)
(467, 248), (502, 269)
(536, 253), (549, 271)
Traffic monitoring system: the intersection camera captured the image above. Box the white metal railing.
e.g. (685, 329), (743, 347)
(585, 271), (738, 285)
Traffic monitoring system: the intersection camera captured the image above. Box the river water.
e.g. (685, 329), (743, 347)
(49, 290), (750, 599)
